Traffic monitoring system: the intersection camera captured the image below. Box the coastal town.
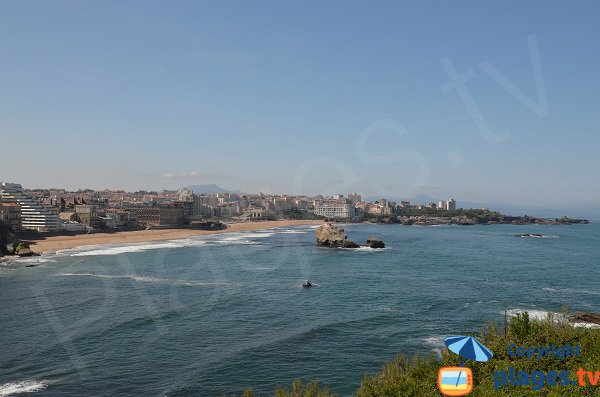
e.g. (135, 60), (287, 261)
(0, 181), (461, 234)
(0, 181), (589, 237)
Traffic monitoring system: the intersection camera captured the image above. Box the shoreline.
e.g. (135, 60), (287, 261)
(10, 219), (592, 257)
(27, 220), (324, 254)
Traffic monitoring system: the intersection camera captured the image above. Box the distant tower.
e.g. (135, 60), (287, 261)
(447, 199), (457, 211)
(348, 193), (362, 204)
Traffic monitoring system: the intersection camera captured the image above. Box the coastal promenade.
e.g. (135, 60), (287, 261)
(28, 220), (324, 254)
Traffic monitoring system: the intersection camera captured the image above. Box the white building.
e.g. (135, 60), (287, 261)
(1, 182), (59, 232)
(313, 198), (355, 219)
(59, 220), (88, 232)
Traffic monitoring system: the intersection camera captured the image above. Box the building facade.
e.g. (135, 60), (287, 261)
(1, 183), (59, 232)
(130, 205), (185, 226)
(0, 203), (22, 232)
(313, 198), (355, 219)
(447, 199), (457, 211)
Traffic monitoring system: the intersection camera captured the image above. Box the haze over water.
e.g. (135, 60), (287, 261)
(1, 223), (599, 396)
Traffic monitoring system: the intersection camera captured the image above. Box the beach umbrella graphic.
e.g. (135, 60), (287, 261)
(443, 336), (493, 388)
(444, 335), (493, 362)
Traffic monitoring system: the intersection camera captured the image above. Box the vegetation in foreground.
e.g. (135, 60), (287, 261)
(232, 311), (600, 396)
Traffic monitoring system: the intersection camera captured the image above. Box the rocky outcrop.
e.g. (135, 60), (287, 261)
(366, 238), (385, 249)
(316, 223), (385, 249)
(4, 242), (39, 257)
(572, 312), (600, 325)
(315, 223), (359, 248)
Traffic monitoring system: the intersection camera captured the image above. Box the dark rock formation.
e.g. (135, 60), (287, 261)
(366, 238), (385, 249)
(572, 311), (600, 325)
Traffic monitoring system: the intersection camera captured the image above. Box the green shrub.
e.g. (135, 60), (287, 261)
(239, 313), (600, 396)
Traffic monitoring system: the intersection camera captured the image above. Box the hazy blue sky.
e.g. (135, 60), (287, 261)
(1, 1), (599, 209)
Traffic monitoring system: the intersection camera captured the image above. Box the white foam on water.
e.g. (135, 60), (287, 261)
(210, 231), (274, 245)
(212, 237), (259, 245)
(518, 234), (559, 239)
(506, 309), (555, 321)
(58, 241), (187, 257)
(12, 257), (57, 264)
(375, 305), (398, 312)
(0, 380), (48, 396)
(278, 230), (308, 234)
(540, 286), (600, 296)
(245, 267), (274, 271)
(352, 246), (389, 252)
(57, 273), (224, 286)
(506, 309), (573, 324)
(423, 335), (445, 347)
(234, 232), (274, 238)
(573, 322), (600, 329)
(422, 335), (445, 358)
(173, 238), (207, 247)
(59, 273), (121, 278)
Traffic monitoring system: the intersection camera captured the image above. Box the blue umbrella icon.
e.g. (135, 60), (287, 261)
(444, 336), (493, 387)
(444, 335), (493, 362)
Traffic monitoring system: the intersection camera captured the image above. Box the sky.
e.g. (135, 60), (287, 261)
(1, 1), (599, 210)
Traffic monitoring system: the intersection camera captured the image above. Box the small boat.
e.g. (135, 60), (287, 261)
(25, 264), (38, 268)
(302, 280), (312, 288)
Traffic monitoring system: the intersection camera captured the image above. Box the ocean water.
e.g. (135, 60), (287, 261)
(1, 223), (599, 396)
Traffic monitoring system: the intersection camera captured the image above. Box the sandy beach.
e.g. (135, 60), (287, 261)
(28, 220), (324, 254)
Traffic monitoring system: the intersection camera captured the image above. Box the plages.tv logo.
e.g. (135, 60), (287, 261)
(438, 335), (493, 396)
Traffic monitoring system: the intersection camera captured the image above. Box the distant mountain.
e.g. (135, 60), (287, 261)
(185, 184), (244, 194)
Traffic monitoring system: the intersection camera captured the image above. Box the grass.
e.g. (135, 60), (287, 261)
(232, 310), (600, 396)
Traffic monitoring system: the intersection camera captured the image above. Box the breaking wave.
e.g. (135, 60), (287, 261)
(57, 241), (189, 257)
(57, 273), (224, 286)
(0, 380), (48, 396)
(56, 230), (277, 256)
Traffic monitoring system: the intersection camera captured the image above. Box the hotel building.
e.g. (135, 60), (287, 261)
(0, 183), (59, 232)
(313, 198), (355, 219)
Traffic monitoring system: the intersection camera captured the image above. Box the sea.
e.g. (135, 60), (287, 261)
(1, 223), (599, 396)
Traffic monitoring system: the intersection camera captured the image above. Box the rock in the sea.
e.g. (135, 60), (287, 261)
(5, 243), (17, 255)
(15, 242), (32, 256)
(572, 311), (600, 325)
(366, 238), (385, 249)
(4, 241), (38, 257)
(315, 223), (359, 248)
(316, 223), (386, 249)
